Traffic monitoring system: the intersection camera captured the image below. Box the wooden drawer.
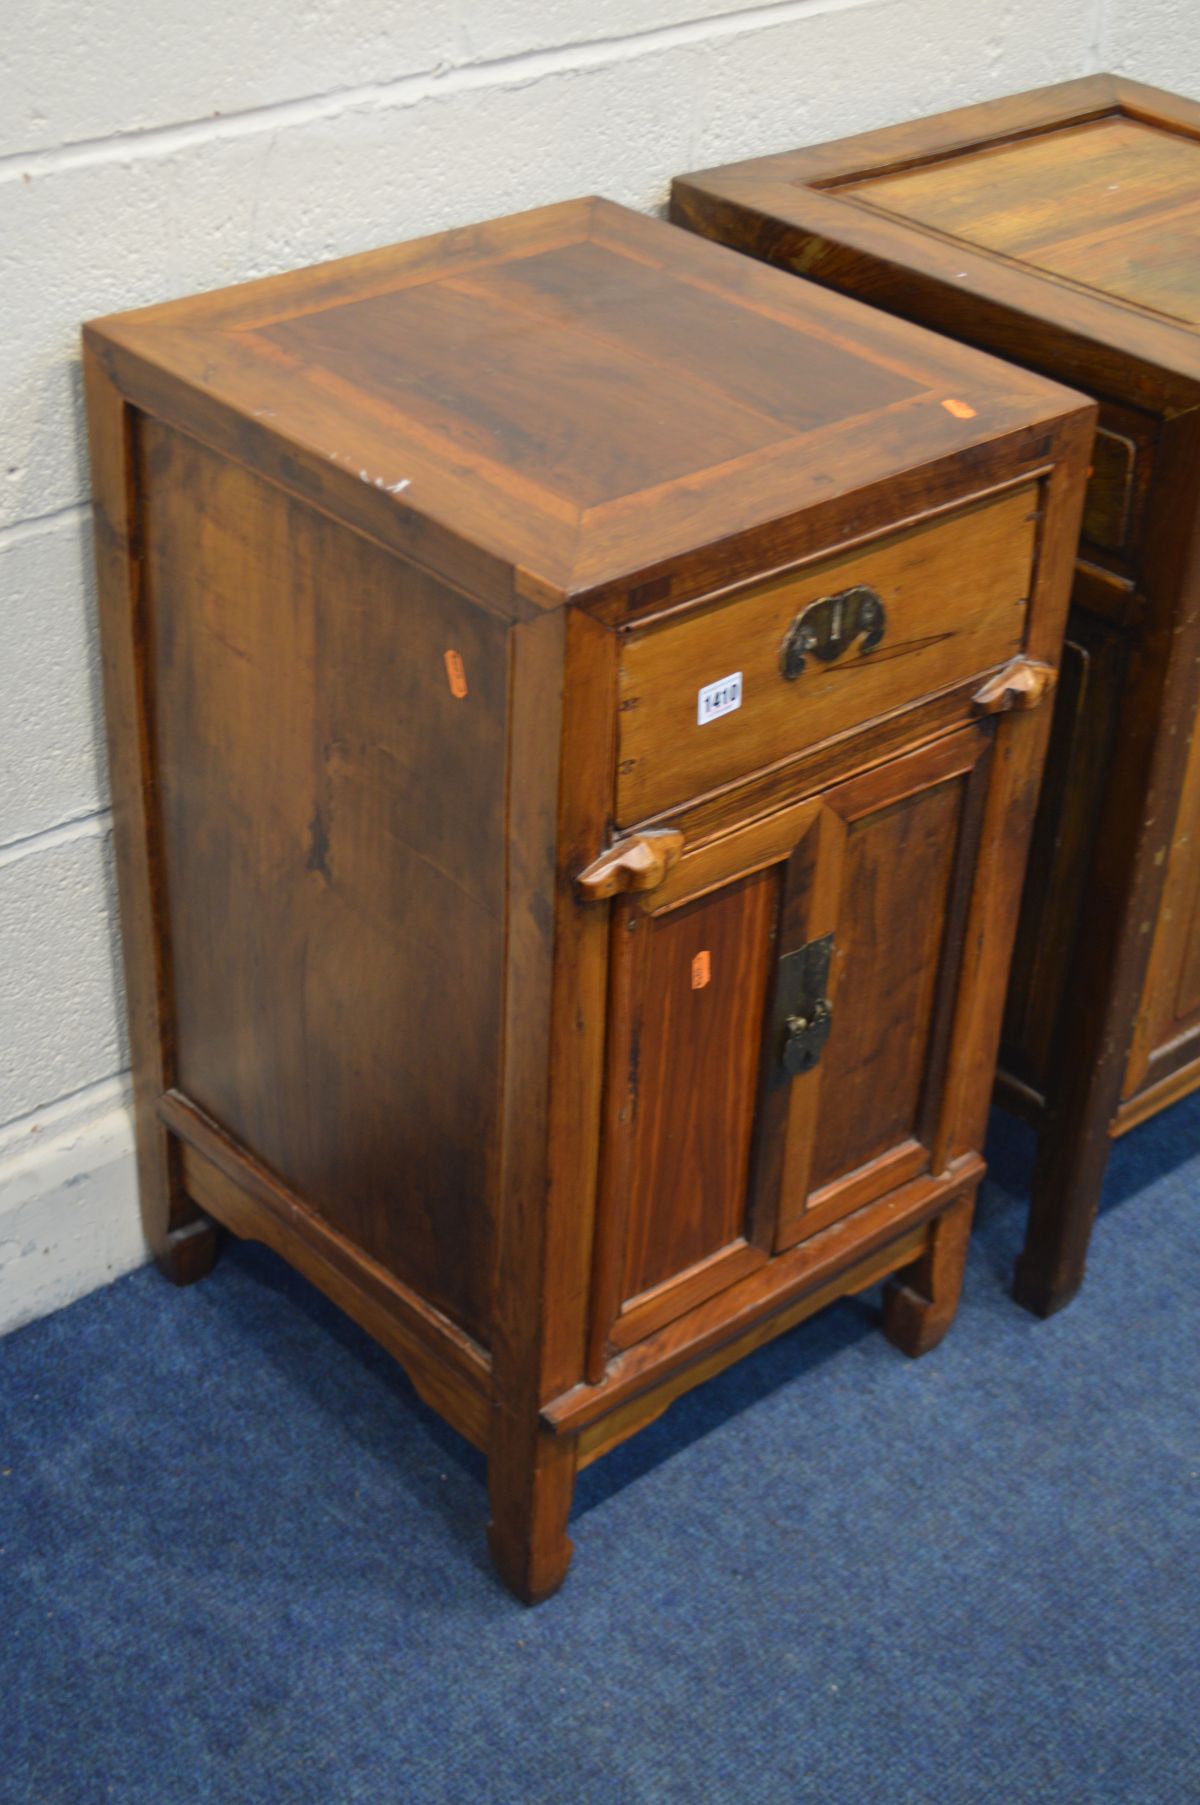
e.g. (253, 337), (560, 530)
(1081, 427), (1137, 553)
(1078, 402), (1153, 566)
(616, 483), (1039, 823)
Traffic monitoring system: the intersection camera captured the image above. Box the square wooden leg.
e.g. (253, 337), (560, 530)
(140, 1116), (220, 1289)
(882, 1192), (974, 1358)
(1012, 1128), (1110, 1318)
(154, 1205), (221, 1287)
(1012, 1034), (1121, 1318)
(487, 1422), (577, 1605)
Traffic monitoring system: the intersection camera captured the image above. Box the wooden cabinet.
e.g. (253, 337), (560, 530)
(674, 74), (1200, 1318)
(84, 198), (1090, 1600)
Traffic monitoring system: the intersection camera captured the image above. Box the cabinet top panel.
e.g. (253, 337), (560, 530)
(847, 116), (1200, 324)
(86, 197), (1083, 613)
(674, 76), (1200, 414)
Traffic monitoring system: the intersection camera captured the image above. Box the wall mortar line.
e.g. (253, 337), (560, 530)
(0, 0), (873, 184)
(0, 1072), (130, 1151)
(0, 502), (91, 550)
(0, 810), (113, 870)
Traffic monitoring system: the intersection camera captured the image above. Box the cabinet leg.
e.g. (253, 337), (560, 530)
(487, 1421), (577, 1605)
(154, 1213), (221, 1287)
(883, 1193), (974, 1359)
(139, 1124), (220, 1287)
(1012, 1113), (1112, 1319)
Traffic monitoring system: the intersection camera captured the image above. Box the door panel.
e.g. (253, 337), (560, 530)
(1174, 892), (1200, 1021)
(1124, 709), (1200, 1099)
(619, 869), (777, 1303)
(588, 863), (780, 1369)
(773, 728), (991, 1246)
(806, 778), (963, 1192)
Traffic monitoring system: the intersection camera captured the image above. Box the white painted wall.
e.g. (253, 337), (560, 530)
(0, 0), (1154, 1333)
(1100, 1), (1200, 95)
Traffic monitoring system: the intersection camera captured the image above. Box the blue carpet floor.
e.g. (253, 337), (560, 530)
(2, 1101), (1198, 1804)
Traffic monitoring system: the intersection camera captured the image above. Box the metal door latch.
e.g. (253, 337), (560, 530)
(783, 996), (833, 1077)
(769, 932), (835, 1085)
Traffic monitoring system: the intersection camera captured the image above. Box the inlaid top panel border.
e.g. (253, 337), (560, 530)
(85, 196), (1086, 617)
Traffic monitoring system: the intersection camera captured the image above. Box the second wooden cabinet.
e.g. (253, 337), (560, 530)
(673, 74), (1200, 1317)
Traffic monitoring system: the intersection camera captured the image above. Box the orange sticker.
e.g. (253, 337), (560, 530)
(691, 950), (711, 990)
(444, 649), (468, 699)
(941, 398), (977, 420)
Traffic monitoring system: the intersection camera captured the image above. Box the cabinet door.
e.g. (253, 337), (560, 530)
(768, 727), (992, 1250)
(587, 724), (996, 1371)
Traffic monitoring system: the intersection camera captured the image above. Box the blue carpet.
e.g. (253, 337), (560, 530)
(2, 1101), (1197, 1805)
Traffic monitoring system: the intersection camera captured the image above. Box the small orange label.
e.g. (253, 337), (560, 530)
(691, 950), (711, 990)
(444, 649), (468, 699)
(941, 398), (977, 420)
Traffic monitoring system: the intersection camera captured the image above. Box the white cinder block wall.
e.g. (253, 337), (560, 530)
(0, 0), (1175, 1332)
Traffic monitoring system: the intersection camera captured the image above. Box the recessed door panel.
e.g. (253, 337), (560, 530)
(772, 728), (991, 1247)
(806, 779), (963, 1193)
(588, 861), (781, 1369)
(1124, 710), (1200, 1100)
(620, 869), (778, 1303)
(1173, 894), (1200, 1023)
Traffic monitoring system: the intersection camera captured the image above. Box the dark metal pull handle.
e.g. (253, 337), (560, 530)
(780, 585), (886, 680)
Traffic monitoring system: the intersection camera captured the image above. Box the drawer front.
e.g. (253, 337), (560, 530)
(1077, 401), (1153, 568)
(616, 483), (1038, 824)
(1081, 427), (1137, 553)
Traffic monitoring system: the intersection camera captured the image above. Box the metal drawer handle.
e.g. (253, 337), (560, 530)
(780, 585), (886, 680)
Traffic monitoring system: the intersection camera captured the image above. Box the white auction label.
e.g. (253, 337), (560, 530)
(697, 670), (743, 725)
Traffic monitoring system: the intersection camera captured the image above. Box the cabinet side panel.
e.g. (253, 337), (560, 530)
(141, 418), (507, 1345)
